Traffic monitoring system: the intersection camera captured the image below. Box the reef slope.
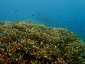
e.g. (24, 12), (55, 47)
(0, 22), (85, 64)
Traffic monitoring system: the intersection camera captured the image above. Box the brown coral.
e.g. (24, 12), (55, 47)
(0, 21), (84, 64)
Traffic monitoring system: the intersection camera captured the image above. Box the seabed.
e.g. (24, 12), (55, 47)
(0, 21), (85, 64)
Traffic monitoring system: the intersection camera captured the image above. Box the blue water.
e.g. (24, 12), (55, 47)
(0, 0), (84, 39)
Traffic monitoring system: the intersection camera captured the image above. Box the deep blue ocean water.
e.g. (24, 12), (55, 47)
(0, 0), (84, 39)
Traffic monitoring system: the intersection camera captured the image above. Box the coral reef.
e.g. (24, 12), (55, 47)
(0, 21), (85, 64)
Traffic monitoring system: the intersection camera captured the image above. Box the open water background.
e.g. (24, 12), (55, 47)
(0, 0), (84, 39)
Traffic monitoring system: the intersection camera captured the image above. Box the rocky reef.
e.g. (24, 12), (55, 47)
(0, 21), (85, 64)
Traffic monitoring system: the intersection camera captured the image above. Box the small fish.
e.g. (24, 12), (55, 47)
(32, 14), (35, 17)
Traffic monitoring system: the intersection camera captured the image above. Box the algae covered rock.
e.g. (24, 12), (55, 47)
(0, 21), (84, 64)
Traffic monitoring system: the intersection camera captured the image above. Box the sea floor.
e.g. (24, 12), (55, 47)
(0, 21), (85, 64)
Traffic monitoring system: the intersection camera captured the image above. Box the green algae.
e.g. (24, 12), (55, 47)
(0, 21), (85, 64)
